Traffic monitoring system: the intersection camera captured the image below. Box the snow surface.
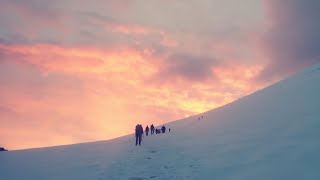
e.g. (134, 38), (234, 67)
(1, 64), (320, 180)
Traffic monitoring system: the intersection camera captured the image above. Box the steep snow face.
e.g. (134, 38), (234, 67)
(1, 64), (320, 180)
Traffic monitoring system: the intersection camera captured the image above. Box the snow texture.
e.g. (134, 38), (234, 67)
(1, 64), (320, 180)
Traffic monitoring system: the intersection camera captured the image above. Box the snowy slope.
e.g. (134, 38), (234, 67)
(1, 64), (320, 180)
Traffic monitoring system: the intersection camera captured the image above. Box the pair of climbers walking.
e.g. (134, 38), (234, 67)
(155, 125), (167, 134)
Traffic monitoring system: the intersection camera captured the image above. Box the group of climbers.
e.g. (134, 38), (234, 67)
(135, 124), (170, 146)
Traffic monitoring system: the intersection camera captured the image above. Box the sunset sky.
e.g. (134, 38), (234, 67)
(1, 0), (319, 150)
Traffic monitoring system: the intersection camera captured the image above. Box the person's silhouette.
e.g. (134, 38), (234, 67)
(135, 124), (143, 146)
(145, 125), (149, 136)
(161, 126), (166, 133)
(150, 124), (155, 134)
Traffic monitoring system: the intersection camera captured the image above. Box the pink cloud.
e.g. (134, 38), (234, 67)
(0, 42), (265, 150)
(98, 20), (179, 47)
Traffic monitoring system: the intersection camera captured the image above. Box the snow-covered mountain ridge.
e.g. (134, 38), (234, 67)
(1, 64), (320, 180)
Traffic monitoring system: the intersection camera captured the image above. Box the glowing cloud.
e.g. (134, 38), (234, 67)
(3, 0), (303, 150)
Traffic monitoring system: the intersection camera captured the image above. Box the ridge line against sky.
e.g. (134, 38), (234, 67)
(1, 0), (320, 150)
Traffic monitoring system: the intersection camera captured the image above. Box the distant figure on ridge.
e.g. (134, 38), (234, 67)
(0, 147), (7, 151)
(161, 126), (166, 133)
(151, 124), (155, 135)
(169, 128), (171, 132)
(145, 125), (149, 136)
(135, 124), (144, 146)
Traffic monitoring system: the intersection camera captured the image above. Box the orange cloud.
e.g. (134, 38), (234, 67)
(0, 44), (156, 78)
(0, 43), (265, 150)
(214, 64), (264, 91)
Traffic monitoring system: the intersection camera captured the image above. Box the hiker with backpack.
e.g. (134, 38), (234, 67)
(135, 124), (144, 146)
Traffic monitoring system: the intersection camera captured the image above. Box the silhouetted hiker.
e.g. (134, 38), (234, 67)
(150, 124), (155, 134)
(145, 125), (149, 136)
(0, 147), (7, 151)
(135, 124), (143, 146)
(155, 129), (159, 134)
(161, 126), (166, 133)
(169, 128), (171, 132)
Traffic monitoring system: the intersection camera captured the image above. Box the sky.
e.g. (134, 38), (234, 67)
(1, 0), (319, 150)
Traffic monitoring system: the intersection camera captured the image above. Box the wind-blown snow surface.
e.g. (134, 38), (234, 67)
(1, 64), (320, 180)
